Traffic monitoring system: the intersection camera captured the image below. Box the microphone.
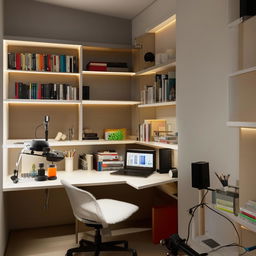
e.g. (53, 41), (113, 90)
(44, 115), (50, 141)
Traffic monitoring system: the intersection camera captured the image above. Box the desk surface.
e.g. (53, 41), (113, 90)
(3, 170), (177, 192)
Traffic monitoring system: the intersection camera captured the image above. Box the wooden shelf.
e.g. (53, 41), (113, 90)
(229, 66), (256, 77)
(138, 102), (176, 108)
(136, 141), (178, 150)
(4, 99), (81, 105)
(135, 60), (176, 76)
(83, 71), (135, 76)
(211, 204), (256, 233)
(82, 100), (140, 105)
(228, 17), (243, 29)
(4, 139), (137, 149)
(5, 69), (80, 76)
(226, 121), (256, 128)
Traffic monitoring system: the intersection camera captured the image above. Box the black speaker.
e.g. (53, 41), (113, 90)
(240, 0), (256, 18)
(158, 148), (172, 173)
(191, 161), (210, 190)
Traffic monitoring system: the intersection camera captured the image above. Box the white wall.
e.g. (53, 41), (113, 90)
(0, 0), (7, 254)
(132, 0), (176, 41)
(176, 0), (239, 246)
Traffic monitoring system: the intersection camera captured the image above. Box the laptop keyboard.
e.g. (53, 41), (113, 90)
(110, 169), (153, 178)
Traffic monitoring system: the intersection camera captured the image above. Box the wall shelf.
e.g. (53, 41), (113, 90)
(138, 102), (176, 108)
(135, 60), (176, 76)
(5, 69), (80, 76)
(4, 139), (137, 149)
(136, 141), (178, 150)
(82, 71), (135, 76)
(229, 66), (256, 77)
(4, 99), (81, 105)
(82, 100), (140, 105)
(226, 121), (256, 128)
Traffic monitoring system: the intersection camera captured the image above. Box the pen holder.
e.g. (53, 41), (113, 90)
(65, 157), (74, 172)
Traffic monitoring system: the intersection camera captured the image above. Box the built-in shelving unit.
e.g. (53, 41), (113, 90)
(2, 15), (178, 189)
(226, 121), (256, 128)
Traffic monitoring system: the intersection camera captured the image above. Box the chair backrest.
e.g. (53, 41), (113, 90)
(61, 180), (107, 227)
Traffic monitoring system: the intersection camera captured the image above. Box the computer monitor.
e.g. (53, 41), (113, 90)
(125, 149), (156, 171)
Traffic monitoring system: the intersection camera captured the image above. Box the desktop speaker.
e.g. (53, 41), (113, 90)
(158, 148), (172, 173)
(191, 161), (210, 190)
(240, 0), (256, 17)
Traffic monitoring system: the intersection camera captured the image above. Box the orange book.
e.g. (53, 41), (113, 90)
(39, 54), (44, 71)
(144, 119), (166, 141)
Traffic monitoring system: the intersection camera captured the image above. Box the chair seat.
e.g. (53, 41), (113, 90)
(96, 199), (139, 224)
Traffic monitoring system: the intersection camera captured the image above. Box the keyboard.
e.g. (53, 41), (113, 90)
(110, 169), (153, 178)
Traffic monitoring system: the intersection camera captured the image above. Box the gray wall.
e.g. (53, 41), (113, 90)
(4, 0), (131, 45)
(177, 0), (239, 246)
(0, 0), (7, 254)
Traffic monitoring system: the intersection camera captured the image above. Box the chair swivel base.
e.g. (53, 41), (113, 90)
(66, 224), (137, 256)
(66, 239), (137, 256)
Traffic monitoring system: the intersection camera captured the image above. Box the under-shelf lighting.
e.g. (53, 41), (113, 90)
(147, 14), (176, 33)
(5, 100), (80, 105)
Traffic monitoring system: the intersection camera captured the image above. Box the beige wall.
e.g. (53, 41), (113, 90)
(0, 0), (8, 254)
(176, 0), (239, 245)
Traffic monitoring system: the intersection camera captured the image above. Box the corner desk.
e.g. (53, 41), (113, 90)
(3, 170), (177, 192)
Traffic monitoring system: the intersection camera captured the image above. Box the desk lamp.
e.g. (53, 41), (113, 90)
(11, 116), (64, 183)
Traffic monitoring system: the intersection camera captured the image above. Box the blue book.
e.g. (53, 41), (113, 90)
(60, 55), (66, 72)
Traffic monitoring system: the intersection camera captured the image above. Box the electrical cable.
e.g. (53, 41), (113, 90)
(186, 190), (209, 244)
(34, 123), (43, 139)
(207, 242), (247, 255)
(204, 203), (240, 245)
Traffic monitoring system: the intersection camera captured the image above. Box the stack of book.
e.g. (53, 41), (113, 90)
(14, 82), (77, 100)
(94, 151), (124, 171)
(8, 52), (78, 73)
(139, 119), (167, 142)
(86, 62), (128, 72)
(215, 189), (239, 215)
(239, 200), (256, 224)
(140, 72), (176, 104)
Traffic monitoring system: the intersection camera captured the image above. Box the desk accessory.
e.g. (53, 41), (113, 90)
(215, 172), (230, 189)
(35, 163), (48, 181)
(47, 164), (57, 180)
(86, 154), (93, 170)
(83, 132), (99, 140)
(64, 150), (75, 172)
(68, 128), (75, 141)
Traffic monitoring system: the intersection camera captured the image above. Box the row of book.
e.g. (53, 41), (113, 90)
(86, 62), (129, 72)
(94, 151), (124, 171)
(14, 82), (78, 100)
(239, 200), (256, 224)
(141, 73), (176, 105)
(139, 119), (167, 142)
(8, 52), (79, 73)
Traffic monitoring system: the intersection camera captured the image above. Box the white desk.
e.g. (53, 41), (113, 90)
(3, 170), (177, 192)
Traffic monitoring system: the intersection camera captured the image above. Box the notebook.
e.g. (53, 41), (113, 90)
(111, 149), (156, 178)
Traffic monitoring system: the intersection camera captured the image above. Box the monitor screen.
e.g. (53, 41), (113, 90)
(126, 151), (154, 168)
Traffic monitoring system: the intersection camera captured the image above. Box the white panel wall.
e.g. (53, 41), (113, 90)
(176, 0), (239, 246)
(132, 0), (176, 40)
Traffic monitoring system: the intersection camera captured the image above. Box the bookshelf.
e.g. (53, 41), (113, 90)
(2, 16), (177, 186)
(228, 14), (256, 239)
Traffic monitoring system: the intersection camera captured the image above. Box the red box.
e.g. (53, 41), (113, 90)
(152, 203), (178, 244)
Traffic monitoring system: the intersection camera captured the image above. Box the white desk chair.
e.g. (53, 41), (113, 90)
(61, 180), (139, 256)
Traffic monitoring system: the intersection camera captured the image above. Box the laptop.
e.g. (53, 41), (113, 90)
(111, 149), (156, 178)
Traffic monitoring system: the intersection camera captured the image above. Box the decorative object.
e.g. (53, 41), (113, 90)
(104, 128), (127, 140)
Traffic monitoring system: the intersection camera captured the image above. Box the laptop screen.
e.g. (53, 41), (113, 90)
(125, 149), (155, 171)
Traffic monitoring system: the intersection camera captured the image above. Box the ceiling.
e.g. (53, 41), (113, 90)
(35, 0), (156, 19)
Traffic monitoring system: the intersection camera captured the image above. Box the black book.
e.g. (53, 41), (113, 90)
(32, 53), (36, 71)
(73, 56), (78, 73)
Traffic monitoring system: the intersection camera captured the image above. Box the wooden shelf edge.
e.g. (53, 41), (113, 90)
(136, 141), (178, 150)
(5, 69), (80, 75)
(138, 102), (176, 108)
(82, 71), (135, 76)
(82, 100), (140, 105)
(4, 99), (81, 104)
(135, 60), (176, 76)
(229, 66), (256, 77)
(227, 121), (256, 128)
